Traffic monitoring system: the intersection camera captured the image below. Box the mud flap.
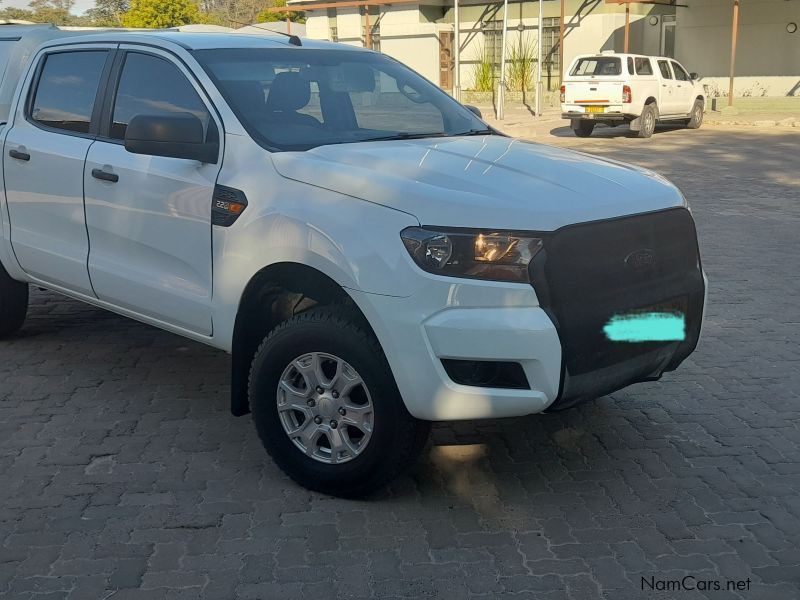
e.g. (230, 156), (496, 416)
(629, 115), (642, 132)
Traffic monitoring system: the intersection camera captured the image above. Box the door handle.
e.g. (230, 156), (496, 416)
(91, 168), (118, 183)
(8, 149), (30, 161)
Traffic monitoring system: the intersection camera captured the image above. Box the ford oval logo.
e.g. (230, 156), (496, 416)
(625, 248), (656, 270)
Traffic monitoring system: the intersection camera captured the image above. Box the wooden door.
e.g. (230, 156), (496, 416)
(439, 32), (454, 90)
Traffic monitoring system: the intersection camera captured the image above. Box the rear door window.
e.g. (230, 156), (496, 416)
(635, 57), (653, 75)
(657, 60), (672, 79)
(30, 50), (108, 134)
(570, 57), (621, 77)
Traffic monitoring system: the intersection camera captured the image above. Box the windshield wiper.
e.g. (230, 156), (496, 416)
(452, 128), (496, 136)
(359, 132), (448, 143)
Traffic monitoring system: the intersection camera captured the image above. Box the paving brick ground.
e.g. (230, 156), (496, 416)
(1, 125), (799, 599)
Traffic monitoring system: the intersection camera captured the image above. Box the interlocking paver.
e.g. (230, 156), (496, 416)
(1, 125), (799, 599)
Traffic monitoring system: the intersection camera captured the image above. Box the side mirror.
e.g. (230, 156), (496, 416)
(124, 113), (219, 164)
(690, 72), (699, 80)
(464, 104), (482, 118)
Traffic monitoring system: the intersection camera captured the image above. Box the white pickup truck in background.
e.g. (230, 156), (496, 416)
(561, 52), (705, 138)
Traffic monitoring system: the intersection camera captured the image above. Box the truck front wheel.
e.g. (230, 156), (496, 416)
(572, 120), (595, 138)
(248, 306), (430, 498)
(0, 262), (28, 338)
(686, 99), (704, 129)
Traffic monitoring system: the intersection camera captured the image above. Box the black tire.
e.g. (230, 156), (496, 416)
(0, 261), (28, 338)
(637, 103), (657, 138)
(686, 99), (704, 129)
(249, 306), (430, 498)
(573, 121), (595, 138)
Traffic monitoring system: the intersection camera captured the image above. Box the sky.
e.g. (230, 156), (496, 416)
(3, 0), (95, 15)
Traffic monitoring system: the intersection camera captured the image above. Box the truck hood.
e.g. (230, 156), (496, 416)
(271, 135), (685, 231)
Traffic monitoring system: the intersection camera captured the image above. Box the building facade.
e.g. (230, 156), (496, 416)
(290, 0), (799, 97)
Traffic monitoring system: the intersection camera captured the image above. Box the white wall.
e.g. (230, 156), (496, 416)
(676, 0), (800, 95)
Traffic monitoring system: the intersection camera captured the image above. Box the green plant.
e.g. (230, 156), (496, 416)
(505, 34), (536, 92)
(470, 44), (495, 92)
(122, 0), (207, 28)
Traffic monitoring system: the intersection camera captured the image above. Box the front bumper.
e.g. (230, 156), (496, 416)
(349, 284), (562, 421)
(350, 208), (705, 422)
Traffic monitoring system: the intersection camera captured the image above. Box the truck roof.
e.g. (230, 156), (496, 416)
(571, 52), (677, 62)
(0, 25), (357, 123)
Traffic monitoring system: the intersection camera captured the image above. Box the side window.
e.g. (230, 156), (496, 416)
(671, 61), (690, 81)
(657, 60), (672, 79)
(627, 57), (634, 75)
(30, 51), (108, 134)
(635, 57), (653, 76)
(110, 52), (211, 140)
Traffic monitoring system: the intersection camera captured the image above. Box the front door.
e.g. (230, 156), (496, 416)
(83, 47), (221, 335)
(670, 60), (695, 114)
(656, 59), (678, 114)
(661, 19), (676, 58)
(3, 47), (112, 295)
(439, 32), (454, 91)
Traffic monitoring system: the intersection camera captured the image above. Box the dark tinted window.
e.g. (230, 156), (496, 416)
(570, 57), (621, 76)
(671, 61), (690, 81)
(110, 52), (210, 140)
(635, 57), (653, 75)
(657, 60), (672, 79)
(627, 57), (634, 75)
(30, 51), (107, 134)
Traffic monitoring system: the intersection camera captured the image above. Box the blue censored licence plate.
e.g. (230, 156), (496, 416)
(604, 299), (687, 343)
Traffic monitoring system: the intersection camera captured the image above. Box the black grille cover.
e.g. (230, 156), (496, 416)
(529, 207), (705, 406)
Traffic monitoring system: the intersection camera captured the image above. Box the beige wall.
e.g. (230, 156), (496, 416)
(301, 0), (675, 90)
(305, 4), (444, 83)
(676, 0), (799, 96)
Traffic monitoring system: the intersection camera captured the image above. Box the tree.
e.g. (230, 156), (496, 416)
(255, 0), (304, 24)
(25, 0), (79, 24)
(0, 7), (37, 21)
(122, 0), (207, 28)
(86, 0), (129, 26)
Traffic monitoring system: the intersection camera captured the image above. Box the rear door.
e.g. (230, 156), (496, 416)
(656, 59), (678, 114)
(83, 46), (221, 335)
(563, 56), (625, 113)
(3, 46), (114, 294)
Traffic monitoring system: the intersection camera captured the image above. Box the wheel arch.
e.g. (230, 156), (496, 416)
(229, 261), (375, 416)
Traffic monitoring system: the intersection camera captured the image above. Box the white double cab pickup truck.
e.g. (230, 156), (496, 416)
(0, 25), (707, 497)
(561, 51), (706, 138)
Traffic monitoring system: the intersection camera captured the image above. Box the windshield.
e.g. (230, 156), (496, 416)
(570, 57), (622, 77)
(193, 48), (488, 151)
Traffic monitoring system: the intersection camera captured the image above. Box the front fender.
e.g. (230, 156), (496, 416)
(209, 179), (420, 352)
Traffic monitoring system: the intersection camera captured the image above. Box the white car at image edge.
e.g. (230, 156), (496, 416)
(0, 28), (707, 497)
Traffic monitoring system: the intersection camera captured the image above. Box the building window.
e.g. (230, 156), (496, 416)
(328, 8), (338, 42)
(482, 20), (503, 79)
(541, 17), (561, 90)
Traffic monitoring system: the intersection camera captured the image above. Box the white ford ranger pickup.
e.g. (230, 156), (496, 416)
(0, 28), (707, 497)
(561, 52), (706, 138)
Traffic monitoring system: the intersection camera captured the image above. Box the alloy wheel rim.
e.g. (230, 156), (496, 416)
(277, 352), (374, 464)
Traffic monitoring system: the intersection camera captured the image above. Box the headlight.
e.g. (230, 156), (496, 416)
(400, 227), (543, 283)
